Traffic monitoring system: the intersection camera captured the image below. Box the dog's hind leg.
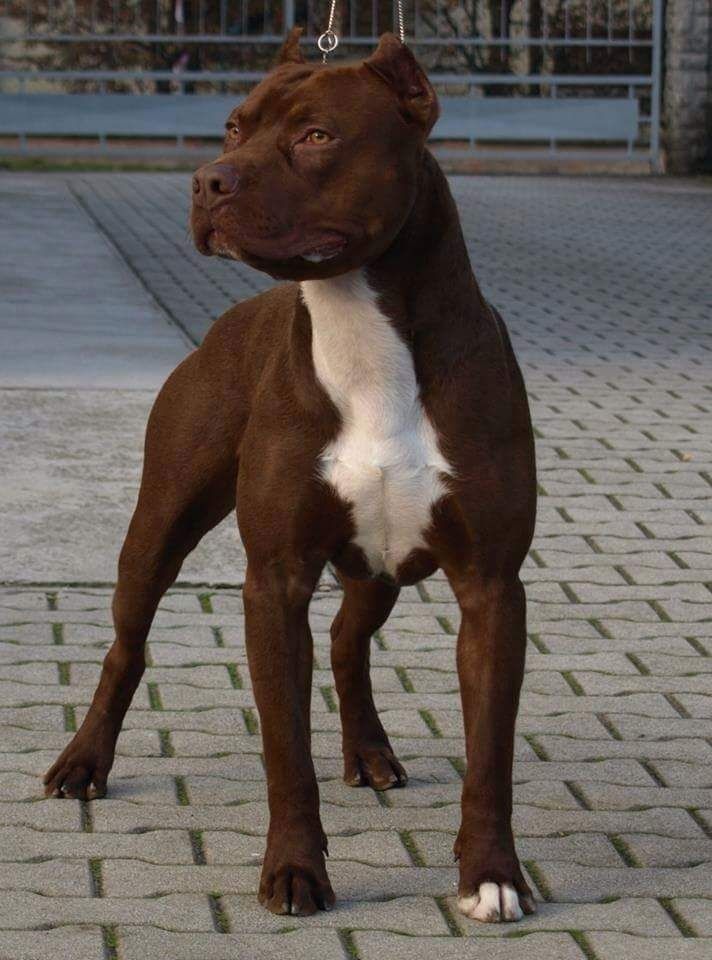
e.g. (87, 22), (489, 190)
(44, 349), (243, 800)
(330, 575), (407, 791)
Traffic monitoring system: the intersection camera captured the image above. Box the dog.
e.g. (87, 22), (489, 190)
(44, 30), (537, 924)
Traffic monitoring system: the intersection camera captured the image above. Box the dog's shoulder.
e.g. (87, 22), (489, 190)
(203, 282), (299, 355)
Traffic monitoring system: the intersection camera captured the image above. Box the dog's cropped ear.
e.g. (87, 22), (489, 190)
(364, 33), (439, 134)
(275, 26), (305, 65)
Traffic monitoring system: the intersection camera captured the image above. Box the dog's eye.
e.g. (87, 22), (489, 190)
(225, 121), (240, 140)
(304, 129), (332, 145)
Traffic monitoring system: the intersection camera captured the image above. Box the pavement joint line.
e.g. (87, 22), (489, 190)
(212, 625), (226, 647)
(208, 892), (231, 934)
(688, 809), (712, 839)
(522, 860), (552, 903)
(448, 756), (466, 779)
(63, 703), (77, 732)
(225, 662), (242, 688)
(242, 706), (259, 735)
(523, 734), (549, 761)
(51, 622), (64, 645)
(640, 759), (667, 787)
(562, 671), (585, 696)
(174, 774), (190, 806)
(528, 632), (550, 653)
(668, 551), (690, 569)
(597, 714), (623, 741)
(665, 693), (692, 718)
(338, 929), (361, 959)
(560, 582), (581, 604)
(45, 591), (58, 611)
(80, 800), (93, 833)
(570, 930), (603, 960)
(147, 682), (163, 711)
(686, 636), (709, 656)
(89, 857), (104, 898)
(659, 898), (699, 938)
(57, 661), (71, 685)
(589, 618), (613, 639)
(648, 599), (673, 623)
(395, 665), (415, 693)
(609, 834), (640, 867)
(320, 685), (338, 713)
(613, 564), (636, 585)
(399, 830), (426, 866)
(565, 782), (591, 810)
(625, 652), (650, 675)
(419, 709), (444, 739)
(434, 895), (463, 937)
(158, 729), (175, 757)
(583, 535), (603, 555)
(189, 828), (207, 865)
(101, 924), (119, 960)
(198, 592), (214, 614)
(435, 615), (456, 636)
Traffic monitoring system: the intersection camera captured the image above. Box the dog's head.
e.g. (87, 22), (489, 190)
(190, 30), (438, 280)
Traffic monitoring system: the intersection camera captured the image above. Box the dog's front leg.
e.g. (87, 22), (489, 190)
(449, 575), (536, 923)
(243, 561), (335, 916)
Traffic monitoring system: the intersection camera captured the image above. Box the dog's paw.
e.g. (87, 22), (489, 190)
(457, 881), (536, 923)
(343, 744), (407, 791)
(259, 826), (335, 916)
(43, 729), (114, 800)
(259, 865), (336, 916)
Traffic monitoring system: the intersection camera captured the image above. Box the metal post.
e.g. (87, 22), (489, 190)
(649, 0), (663, 172)
(284, 0), (295, 32)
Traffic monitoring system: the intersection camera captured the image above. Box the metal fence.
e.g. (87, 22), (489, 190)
(0, 1), (662, 167)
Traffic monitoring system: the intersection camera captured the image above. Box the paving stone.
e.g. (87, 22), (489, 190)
(354, 931), (585, 959)
(621, 835), (712, 868)
(536, 862), (712, 901)
(0, 926), (105, 960)
(0, 890), (213, 931)
(224, 893), (451, 934)
(119, 927), (348, 960)
(0, 826), (194, 864)
(585, 932), (712, 959)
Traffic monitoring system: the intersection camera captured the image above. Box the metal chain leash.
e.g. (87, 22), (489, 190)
(318, 0), (405, 63)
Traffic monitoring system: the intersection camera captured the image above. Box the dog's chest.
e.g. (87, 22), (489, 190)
(301, 271), (451, 577)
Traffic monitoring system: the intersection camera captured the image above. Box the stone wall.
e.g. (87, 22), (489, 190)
(664, 0), (712, 173)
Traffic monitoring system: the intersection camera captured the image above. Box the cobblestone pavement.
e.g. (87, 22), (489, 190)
(1, 173), (711, 960)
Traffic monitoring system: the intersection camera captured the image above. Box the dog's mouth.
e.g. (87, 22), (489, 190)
(200, 226), (349, 265)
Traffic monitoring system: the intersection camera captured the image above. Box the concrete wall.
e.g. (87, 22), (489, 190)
(664, 0), (712, 173)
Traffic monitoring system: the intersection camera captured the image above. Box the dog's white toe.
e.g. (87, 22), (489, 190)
(457, 881), (527, 923)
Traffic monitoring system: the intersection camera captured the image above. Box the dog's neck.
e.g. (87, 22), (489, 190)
(302, 152), (486, 340)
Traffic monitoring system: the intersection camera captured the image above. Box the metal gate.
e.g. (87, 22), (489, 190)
(0, 1), (663, 168)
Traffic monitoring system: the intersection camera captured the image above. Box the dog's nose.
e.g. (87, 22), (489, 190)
(192, 163), (239, 209)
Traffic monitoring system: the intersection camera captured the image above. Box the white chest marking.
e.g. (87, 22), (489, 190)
(301, 270), (452, 577)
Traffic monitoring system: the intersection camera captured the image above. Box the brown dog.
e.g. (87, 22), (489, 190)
(44, 31), (537, 924)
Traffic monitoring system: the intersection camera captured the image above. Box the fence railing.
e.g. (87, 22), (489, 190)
(0, 0), (662, 167)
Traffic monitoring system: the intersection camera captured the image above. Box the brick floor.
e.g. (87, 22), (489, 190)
(0, 173), (710, 959)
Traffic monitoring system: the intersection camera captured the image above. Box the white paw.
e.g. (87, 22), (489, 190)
(457, 881), (535, 923)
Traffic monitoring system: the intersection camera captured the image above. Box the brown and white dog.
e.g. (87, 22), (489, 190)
(44, 31), (538, 924)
